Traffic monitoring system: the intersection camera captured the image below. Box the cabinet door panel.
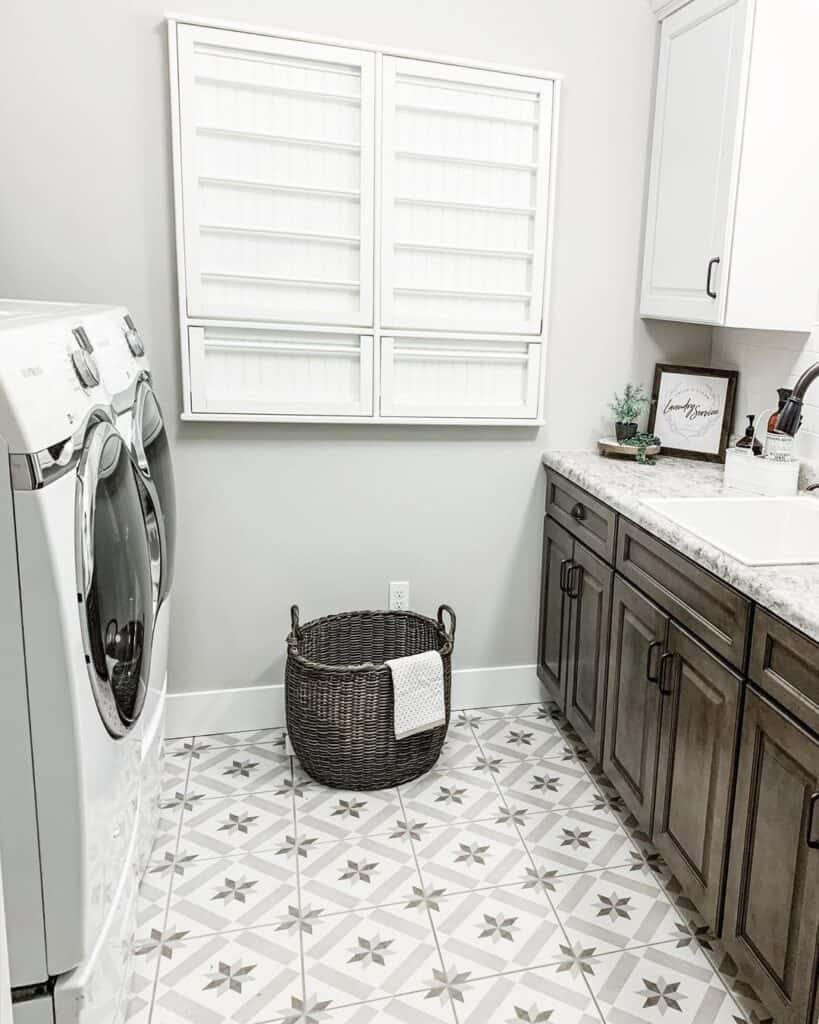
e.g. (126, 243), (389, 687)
(537, 517), (573, 708)
(640, 0), (751, 324)
(603, 578), (667, 834)
(653, 622), (741, 931)
(723, 688), (819, 1024)
(565, 543), (612, 762)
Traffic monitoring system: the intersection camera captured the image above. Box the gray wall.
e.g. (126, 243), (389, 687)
(0, 0), (711, 694)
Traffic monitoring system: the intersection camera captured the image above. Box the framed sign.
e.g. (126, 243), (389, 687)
(648, 364), (738, 462)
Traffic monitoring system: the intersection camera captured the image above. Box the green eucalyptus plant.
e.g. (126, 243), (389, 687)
(609, 383), (650, 423)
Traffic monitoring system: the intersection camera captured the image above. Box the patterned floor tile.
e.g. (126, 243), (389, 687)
(520, 805), (634, 875)
(123, 958), (158, 1023)
(302, 902), (441, 1006)
(586, 940), (740, 1024)
(296, 783), (403, 841)
(325, 988), (457, 1022)
(478, 716), (567, 763)
(434, 884), (564, 980)
(152, 926), (301, 1024)
(147, 805), (184, 859)
(298, 833), (420, 914)
(164, 850), (298, 936)
(494, 758), (601, 813)
(134, 861), (172, 936)
(178, 793), (294, 859)
(455, 961), (605, 1024)
(413, 818), (530, 894)
(160, 754), (189, 801)
(185, 744), (293, 799)
(194, 728), (288, 750)
(555, 866), (682, 955)
(400, 766), (500, 825)
(163, 735), (196, 759)
(473, 702), (554, 721)
(435, 728), (483, 768)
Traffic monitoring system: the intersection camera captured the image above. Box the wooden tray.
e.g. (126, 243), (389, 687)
(598, 437), (661, 459)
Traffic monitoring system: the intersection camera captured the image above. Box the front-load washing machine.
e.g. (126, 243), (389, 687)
(0, 301), (177, 879)
(0, 304), (159, 1023)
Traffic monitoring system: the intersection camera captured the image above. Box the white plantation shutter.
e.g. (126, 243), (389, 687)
(170, 21), (558, 423)
(176, 26), (374, 326)
(380, 57), (553, 334)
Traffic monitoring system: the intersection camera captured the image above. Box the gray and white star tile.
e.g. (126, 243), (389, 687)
(400, 766), (500, 825)
(435, 728), (483, 768)
(454, 961), (605, 1024)
(296, 784), (403, 842)
(555, 866), (682, 955)
(162, 850), (298, 936)
(494, 758), (601, 813)
(151, 926), (301, 1024)
(185, 743), (292, 798)
(586, 940), (740, 1024)
(301, 902), (441, 1007)
(298, 833), (420, 914)
(478, 716), (567, 763)
(177, 793), (295, 859)
(412, 818), (530, 894)
(433, 884), (564, 980)
(520, 805), (633, 875)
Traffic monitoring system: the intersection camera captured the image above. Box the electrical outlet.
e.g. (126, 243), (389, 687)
(389, 581), (410, 611)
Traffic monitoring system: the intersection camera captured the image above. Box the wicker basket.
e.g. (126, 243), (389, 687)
(285, 604), (455, 790)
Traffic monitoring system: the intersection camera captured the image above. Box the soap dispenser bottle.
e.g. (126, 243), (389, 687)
(765, 388), (796, 461)
(736, 414), (762, 455)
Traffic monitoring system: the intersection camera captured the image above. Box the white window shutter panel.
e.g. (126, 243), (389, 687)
(176, 25), (375, 327)
(380, 56), (553, 335)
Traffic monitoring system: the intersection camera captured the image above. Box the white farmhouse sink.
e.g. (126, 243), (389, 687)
(643, 496), (819, 566)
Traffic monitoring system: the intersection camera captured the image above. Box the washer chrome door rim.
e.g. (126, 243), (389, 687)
(76, 421), (154, 738)
(131, 376), (175, 609)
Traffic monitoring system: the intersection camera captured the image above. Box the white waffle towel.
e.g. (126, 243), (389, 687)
(386, 649), (446, 741)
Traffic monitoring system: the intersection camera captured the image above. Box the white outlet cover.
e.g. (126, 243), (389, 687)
(389, 581), (410, 610)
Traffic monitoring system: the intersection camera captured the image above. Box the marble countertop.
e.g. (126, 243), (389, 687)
(542, 450), (819, 643)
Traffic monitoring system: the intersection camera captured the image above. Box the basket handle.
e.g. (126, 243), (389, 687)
(290, 605), (302, 641)
(437, 604), (456, 645)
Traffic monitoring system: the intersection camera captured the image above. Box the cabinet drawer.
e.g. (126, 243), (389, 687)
(750, 609), (819, 732)
(545, 471), (617, 563)
(616, 519), (751, 671)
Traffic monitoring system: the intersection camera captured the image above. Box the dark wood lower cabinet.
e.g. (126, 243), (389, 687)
(723, 688), (819, 1024)
(565, 543), (612, 762)
(537, 516), (573, 707)
(653, 622), (741, 932)
(603, 577), (668, 834)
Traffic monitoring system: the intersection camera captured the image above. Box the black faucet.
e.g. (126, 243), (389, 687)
(776, 362), (819, 435)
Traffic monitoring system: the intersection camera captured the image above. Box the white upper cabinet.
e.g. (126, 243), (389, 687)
(380, 58), (554, 334)
(641, 0), (819, 330)
(169, 19), (559, 423)
(176, 25), (375, 326)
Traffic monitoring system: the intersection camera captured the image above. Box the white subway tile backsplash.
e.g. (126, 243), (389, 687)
(712, 324), (819, 463)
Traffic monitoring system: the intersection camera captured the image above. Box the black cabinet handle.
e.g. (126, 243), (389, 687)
(808, 792), (819, 850)
(567, 563), (584, 599)
(646, 640), (662, 684)
(559, 558), (571, 593)
(658, 652), (675, 695)
(571, 502), (586, 522)
(706, 257), (720, 299)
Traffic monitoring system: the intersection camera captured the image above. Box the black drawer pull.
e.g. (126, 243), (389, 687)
(808, 792), (819, 850)
(646, 640), (662, 684)
(570, 502), (586, 522)
(559, 558), (571, 594)
(566, 563), (584, 599)
(658, 652), (675, 695)
(706, 256), (720, 299)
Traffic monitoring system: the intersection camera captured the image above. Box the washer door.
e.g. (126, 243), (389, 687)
(76, 422), (154, 737)
(132, 379), (176, 609)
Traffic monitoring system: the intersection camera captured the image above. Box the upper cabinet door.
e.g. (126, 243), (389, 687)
(640, 0), (750, 325)
(380, 57), (554, 334)
(176, 26), (375, 326)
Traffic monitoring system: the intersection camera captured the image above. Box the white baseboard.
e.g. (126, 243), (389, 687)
(165, 663), (542, 738)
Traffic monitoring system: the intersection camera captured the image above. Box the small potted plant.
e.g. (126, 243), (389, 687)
(610, 383), (649, 442)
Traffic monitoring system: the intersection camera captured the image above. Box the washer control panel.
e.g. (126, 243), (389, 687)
(71, 348), (101, 389)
